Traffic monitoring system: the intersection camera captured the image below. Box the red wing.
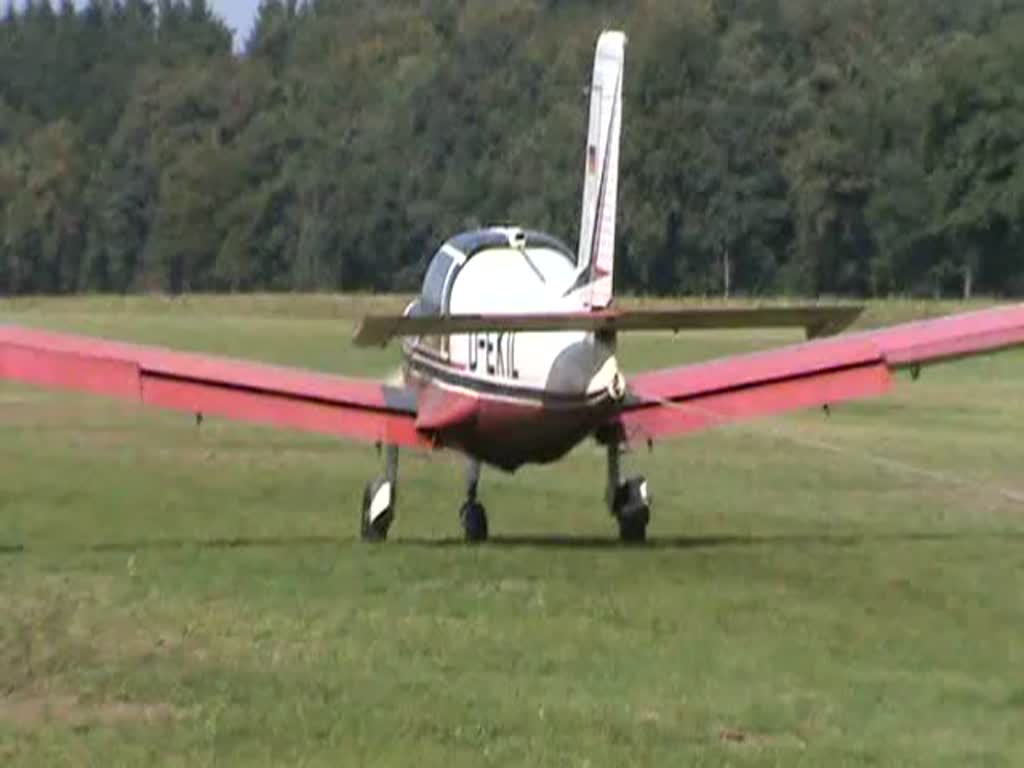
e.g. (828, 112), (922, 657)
(619, 304), (1024, 441)
(0, 326), (428, 449)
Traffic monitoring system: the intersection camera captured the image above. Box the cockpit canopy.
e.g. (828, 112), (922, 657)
(411, 228), (574, 318)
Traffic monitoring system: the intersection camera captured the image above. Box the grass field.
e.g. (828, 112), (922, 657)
(1, 295), (1023, 766)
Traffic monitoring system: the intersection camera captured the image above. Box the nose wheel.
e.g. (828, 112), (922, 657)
(460, 501), (489, 542)
(460, 458), (489, 542)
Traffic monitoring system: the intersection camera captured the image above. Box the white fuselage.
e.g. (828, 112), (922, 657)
(405, 240), (622, 404)
(399, 28), (627, 469)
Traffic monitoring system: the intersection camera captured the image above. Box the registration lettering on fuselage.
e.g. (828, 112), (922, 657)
(468, 332), (520, 379)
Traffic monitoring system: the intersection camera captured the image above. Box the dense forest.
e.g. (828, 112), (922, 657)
(1, 0), (1023, 298)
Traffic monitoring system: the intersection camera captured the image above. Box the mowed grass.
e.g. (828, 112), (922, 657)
(1, 294), (1023, 766)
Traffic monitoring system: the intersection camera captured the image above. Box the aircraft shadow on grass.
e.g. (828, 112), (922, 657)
(393, 531), (1024, 550)
(88, 535), (344, 553)
(3, 531), (1020, 555)
(66, 530), (1024, 553)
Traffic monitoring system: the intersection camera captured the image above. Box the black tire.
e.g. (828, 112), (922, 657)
(618, 512), (648, 543)
(613, 476), (650, 544)
(360, 480), (393, 542)
(460, 501), (489, 543)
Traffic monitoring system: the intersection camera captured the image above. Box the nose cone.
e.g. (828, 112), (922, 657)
(545, 337), (625, 401)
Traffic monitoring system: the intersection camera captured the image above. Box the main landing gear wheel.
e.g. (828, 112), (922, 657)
(613, 476), (651, 544)
(361, 444), (399, 543)
(605, 440), (651, 543)
(361, 478), (395, 542)
(460, 501), (489, 543)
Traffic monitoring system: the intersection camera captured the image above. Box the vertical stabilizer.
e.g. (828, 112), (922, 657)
(574, 30), (626, 309)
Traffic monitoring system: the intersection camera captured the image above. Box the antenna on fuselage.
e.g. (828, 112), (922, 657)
(504, 226), (546, 283)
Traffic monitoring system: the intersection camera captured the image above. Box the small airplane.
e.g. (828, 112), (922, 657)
(2, 30), (1024, 543)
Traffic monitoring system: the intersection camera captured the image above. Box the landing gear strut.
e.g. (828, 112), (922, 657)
(606, 442), (650, 543)
(459, 459), (489, 542)
(361, 444), (398, 541)
(361, 444), (645, 544)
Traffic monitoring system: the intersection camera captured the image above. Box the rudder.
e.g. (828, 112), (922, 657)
(574, 30), (626, 309)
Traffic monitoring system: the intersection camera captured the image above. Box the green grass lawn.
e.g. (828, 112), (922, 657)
(1, 295), (1023, 766)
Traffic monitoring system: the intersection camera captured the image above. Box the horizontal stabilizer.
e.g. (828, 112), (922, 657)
(352, 305), (863, 347)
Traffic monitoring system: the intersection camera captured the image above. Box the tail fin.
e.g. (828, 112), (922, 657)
(574, 30), (626, 309)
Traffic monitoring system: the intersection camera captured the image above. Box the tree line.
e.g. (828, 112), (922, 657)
(1, 0), (1023, 298)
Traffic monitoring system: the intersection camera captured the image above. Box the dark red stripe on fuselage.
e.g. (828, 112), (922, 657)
(405, 343), (608, 407)
(404, 343), (616, 471)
